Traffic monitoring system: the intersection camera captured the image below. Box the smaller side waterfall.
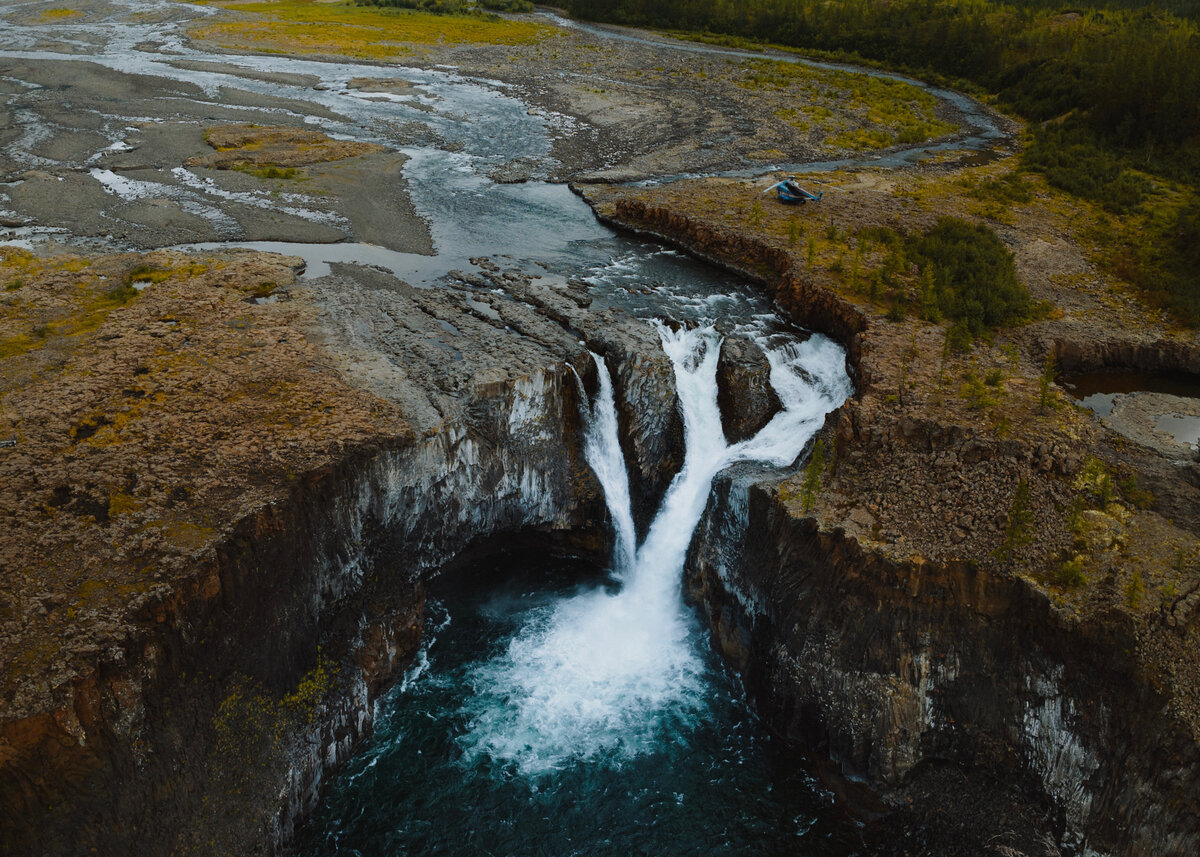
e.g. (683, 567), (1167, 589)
(577, 354), (638, 576)
(455, 323), (850, 776)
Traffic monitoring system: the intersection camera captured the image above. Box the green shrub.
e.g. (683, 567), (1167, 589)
(1052, 557), (1088, 589)
(1117, 473), (1155, 510)
(480, 0), (534, 10)
(800, 437), (827, 512)
(1022, 125), (1148, 214)
(1132, 198), (1200, 326)
(234, 164), (299, 180)
(106, 283), (140, 304)
(1037, 352), (1057, 414)
(961, 370), (997, 409)
(967, 172), (1034, 205)
(1076, 458), (1116, 508)
(909, 217), (1032, 339)
(1124, 569), (1146, 608)
(995, 477), (1034, 567)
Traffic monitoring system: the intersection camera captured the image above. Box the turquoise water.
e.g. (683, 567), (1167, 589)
(294, 553), (864, 857)
(297, 328), (856, 857)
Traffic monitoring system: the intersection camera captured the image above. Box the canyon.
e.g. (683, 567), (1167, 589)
(1, 2), (1198, 856)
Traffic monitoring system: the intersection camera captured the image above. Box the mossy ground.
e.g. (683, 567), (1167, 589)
(191, 0), (555, 60)
(734, 57), (955, 152)
(188, 123), (385, 173)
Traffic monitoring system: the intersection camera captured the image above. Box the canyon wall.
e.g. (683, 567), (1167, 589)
(0, 365), (605, 857)
(587, 190), (1200, 856)
(687, 473), (1200, 856)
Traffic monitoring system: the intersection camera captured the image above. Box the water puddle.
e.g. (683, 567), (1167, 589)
(1156, 413), (1200, 450)
(1063, 369), (1200, 417)
(1063, 369), (1200, 454)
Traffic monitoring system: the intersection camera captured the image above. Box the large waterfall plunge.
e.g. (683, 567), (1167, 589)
(456, 326), (851, 774)
(298, 325), (854, 856)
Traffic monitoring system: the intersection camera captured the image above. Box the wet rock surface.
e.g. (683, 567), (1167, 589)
(717, 335), (782, 443)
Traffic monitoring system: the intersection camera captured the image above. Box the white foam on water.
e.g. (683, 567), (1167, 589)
(456, 324), (850, 777)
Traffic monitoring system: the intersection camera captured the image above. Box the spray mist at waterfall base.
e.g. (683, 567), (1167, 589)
(295, 556), (862, 857)
(297, 328), (858, 856)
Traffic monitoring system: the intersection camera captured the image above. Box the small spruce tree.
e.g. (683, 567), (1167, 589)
(996, 478), (1034, 568)
(1038, 352), (1057, 414)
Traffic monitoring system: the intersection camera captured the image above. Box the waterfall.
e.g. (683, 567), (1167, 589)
(577, 354), (638, 576)
(456, 324), (850, 776)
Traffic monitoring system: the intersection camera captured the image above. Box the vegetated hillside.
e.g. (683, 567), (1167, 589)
(562, 0), (1200, 323)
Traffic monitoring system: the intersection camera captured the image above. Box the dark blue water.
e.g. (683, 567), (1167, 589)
(294, 553), (864, 857)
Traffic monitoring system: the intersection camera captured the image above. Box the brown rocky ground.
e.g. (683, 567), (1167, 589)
(0, 247), (408, 719)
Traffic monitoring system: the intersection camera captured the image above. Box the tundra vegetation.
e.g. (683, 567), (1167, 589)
(194, 0), (551, 59)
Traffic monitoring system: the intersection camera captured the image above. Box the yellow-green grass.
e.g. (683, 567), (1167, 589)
(0, 255), (211, 362)
(739, 58), (955, 151)
(194, 0), (555, 59)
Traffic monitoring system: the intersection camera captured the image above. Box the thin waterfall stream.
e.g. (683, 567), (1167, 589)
(297, 325), (853, 855)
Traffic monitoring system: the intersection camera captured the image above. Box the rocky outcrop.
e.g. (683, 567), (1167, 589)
(716, 336), (782, 443)
(0, 363), (606, 857)
(0, 251), (666, 857)
(595, 331), (683, 537)
(1050, 336), (1200, 376)
(688, 475), (1200, 857)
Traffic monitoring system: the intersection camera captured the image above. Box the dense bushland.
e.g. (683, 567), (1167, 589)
(911, 219), (1032, 337)
(856, 218), (1035, 344)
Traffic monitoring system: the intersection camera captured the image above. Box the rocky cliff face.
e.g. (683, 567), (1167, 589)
(586, 186), (1200, 856)
(0, 250), (689, 856)
(688, 476), (1200, 856)
(1050, 334), (1200, 376)
(1, 365), (605, 857)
